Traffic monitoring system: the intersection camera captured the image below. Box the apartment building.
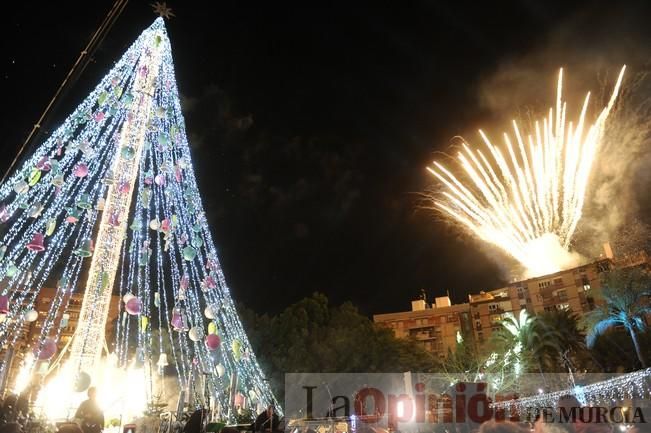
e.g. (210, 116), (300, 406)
(468, 257), (610, 342)
(374, 250), (650, 356)
(1, 287), (120, 394)
(373, 295), (472, 359)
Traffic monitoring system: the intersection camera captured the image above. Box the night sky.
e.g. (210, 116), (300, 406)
(2, 1), (651, 315)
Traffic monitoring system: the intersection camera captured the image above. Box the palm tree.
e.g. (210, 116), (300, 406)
(584, 267), (651, 368)
(491, 309), (561, 373)
(536, 309), (586, 370)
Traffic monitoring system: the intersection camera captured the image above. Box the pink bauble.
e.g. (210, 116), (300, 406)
(180, 274), (189, 290)
(37, 338), (57, 360)
(204, 275), (217, 290)
(73, 163), (89, 178)
(171, 310), (185, 330)
(160, 218), (171, 232)
(125, 297), (142, 315)
(204, 334), (221, 351)
(206, 259), (219, 272)
(0, 295), (8, 314)
(36, 157), (51, 171)
(154, 174), (166, 186)
(0, 205), (10, 223)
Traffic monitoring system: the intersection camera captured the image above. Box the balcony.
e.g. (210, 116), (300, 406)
(409, 326), (441, 340)
(541, 294), (568, 306)
(414, 332), (437, 340)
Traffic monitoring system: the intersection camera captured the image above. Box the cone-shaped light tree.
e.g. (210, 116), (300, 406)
(0, 18), (278, 421)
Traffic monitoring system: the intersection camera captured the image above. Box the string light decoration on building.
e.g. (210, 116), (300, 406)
(0, 18), (279, 421)
(491, 368), (651, 412)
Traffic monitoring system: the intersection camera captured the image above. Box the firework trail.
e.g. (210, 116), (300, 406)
(428, 67), (626, 276)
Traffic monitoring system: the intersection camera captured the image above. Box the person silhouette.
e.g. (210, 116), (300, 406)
(74, 387), (104, 433)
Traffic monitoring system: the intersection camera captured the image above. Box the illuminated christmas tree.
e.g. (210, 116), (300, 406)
(0, 18), (278, 421)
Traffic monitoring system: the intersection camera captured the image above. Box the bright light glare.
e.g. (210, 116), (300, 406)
(13, 352), (35, 395)
(396, 401), (404, 418)
(35, 355), (148, 424)
(428, 67), (626, 277)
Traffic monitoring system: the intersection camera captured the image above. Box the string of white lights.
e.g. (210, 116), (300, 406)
(0, 17), (279, 420)
(491, 369), (651, 411)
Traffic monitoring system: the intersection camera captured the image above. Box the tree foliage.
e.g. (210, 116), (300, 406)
(535, 309), (587, 371)
(584, 267), (651, 368)
(446, 308), (592, 394)
(238, 293), (439, 399)
(237, 270), (651, 402)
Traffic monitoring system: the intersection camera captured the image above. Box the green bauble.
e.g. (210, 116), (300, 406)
(6, 263), (18, 278)
(158, 132), (169, 146)
(191, 235), (204, 248)
(122, 93), (134, 105)
(98, 91), (108, 106)
(121, 146), (136, 160)
(182, 246), (197, 261)
(28, 168), (41, 186)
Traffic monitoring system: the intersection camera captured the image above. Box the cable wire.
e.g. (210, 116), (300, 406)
(0, 0), (130, 184)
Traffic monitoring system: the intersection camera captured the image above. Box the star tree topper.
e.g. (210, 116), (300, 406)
(151, 2), (175, 19)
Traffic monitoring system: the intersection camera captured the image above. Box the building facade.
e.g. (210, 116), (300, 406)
(468, 257), (611, 343)
(374, 251), (650, 357)
(28, 287), (121, 353)
(373, 296), (472, 359)
(1, 287), (120, 395)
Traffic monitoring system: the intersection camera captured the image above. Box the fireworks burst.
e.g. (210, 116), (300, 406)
(428, 67), (626, 277)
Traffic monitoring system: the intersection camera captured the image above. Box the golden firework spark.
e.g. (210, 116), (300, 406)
(428, 67), (626, 276)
